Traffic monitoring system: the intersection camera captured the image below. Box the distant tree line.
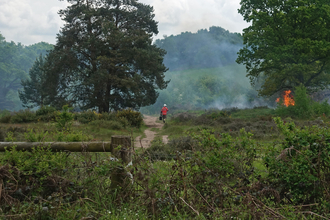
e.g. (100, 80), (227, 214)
(0, 34), (53, 110)
(155, 26), (243, 71)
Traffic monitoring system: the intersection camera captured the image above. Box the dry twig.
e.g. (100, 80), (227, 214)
(190, 183), (215, 212)
(297, 211), (329, 220)
(180, 197), (199, 216)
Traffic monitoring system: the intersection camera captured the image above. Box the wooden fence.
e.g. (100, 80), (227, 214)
(0, 135), (133, 191)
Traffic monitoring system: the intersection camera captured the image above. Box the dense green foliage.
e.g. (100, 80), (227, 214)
(0, 33), (53, 110)
(237, 0), (330, 97)
(116, 108), (144, 128)
(41, 0), (168, 112)
(155, 26), (243, 71)
(266, 117), (330, 206)
(0, 114), (330, 218)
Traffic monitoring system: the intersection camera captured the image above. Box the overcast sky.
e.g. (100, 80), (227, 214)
(0, 0), (249, 46)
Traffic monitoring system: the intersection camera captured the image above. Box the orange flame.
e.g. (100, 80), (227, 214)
(276, 90), (295, 107)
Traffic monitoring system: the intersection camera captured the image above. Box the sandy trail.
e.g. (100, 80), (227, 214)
(134, 115), (168, 148)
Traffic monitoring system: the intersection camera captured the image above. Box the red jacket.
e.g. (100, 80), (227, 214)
(161, 107), (169, 115)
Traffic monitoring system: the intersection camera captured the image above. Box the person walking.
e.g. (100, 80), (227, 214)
(160, 104), (169, 123)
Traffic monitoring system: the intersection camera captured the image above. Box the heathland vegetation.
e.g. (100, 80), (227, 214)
(1, 0), (330, 219)
(1, 90), (330, 218)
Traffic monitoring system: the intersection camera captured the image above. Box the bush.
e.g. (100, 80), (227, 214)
(312, 100), (330, 116)
(1, 146), (67, 177)
(293, 85), (312, 118)
(36, 111), (58, 122)
(191, 128), (256, 179)
(205, 110), (231, 119)
(56, 105), (74, 130)
(98, 111), (117, 121)
(116, 108), (143, 128)
(0, 114), (12, 123)
(24, 129), (48, 142)
(75, 110), (99, 124)
(11, 109), (37, 123)
(36, 105), (57, 116)
(265, 117), (330, 205)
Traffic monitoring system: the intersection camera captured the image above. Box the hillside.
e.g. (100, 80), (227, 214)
(155, 26), (243, 71)
(140, 64), (273, 114)
(140, 26), (270, 114)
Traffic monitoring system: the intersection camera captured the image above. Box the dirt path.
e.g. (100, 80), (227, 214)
(134, 115), (169, 148)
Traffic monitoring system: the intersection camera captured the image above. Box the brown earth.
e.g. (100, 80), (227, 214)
(134, 115), (168, 148)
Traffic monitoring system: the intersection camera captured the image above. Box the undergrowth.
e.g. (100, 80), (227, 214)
(0, 117), (329, 219)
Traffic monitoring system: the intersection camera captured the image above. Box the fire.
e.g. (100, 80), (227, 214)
(276, 90), (295, 107)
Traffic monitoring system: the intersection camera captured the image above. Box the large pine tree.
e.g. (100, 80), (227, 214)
(44, 0), (168, 112)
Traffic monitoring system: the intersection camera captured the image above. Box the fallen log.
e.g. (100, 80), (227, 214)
(0, 142), (112, 152)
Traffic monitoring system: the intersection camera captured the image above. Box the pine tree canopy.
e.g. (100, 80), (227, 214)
(44, 0), (168, 112)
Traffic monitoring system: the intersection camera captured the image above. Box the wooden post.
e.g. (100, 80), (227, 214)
(109, 135), (133, 192)
(110, 135), (131, 164)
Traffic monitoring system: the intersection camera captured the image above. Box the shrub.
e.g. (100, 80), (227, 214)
(36, 105), (57, 116)
(0, 114), (12, 123)
(98, 111), (117, 121)
(312, 100), (330, 116)
(265, 117), (330, 205)
(24, 129), (49, 142)
(145, 136), (197, 161)
(0, 145), (67, 182)
(191, 128), (256, 179)
(36, 111), (58, 122)
(0, 110), (11, 123)
(56, 105), (74, 130)
(205, 110), (231, 120)
(293, 85), (312, 118)
(75, 110), (99, 124)
(116, 108), (143, 128)
(11, 109), (37, 123)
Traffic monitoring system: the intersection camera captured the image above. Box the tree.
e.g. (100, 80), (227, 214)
(44, 0), (168, 112)
(236, 0), (330, 97)
(0, 33), (28, 110)
(19, 55), (47, 108)
(0, 32), (53, 110)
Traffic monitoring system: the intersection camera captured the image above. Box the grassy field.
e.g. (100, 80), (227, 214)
(0, 107), (330, 219)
